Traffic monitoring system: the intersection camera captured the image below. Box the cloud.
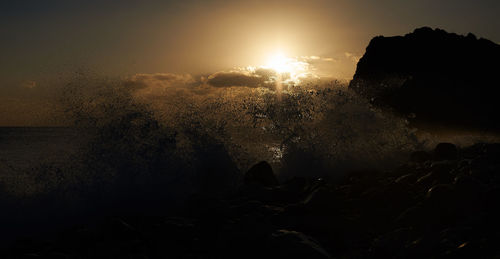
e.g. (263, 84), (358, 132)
(206, 70), (269, 88)
(127, 53), (349, 92)
(125, 73), (197, 98)
(129, 73), (195, 88)
(253, 68), (277, 79)
(205, 55), (340, 87)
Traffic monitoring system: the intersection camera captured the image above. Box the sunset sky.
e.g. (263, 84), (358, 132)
(1, 0), (499, 125)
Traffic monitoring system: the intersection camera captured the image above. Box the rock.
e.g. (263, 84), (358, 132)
(461, 143), (487, 159)
(230, 200), (280, 218)
(237, 184), (292, 204)
(416, 169), (453, 186)
(105, 218), (140, 240)
(349, 27), (500, 132)
(370, 228), (415, 258)
(431, 160), (457, 173)
(404, 234), (443, 258)
(244, 161), (278, 187)
(440, 240), (480, 259)
(267, 230), (332, 259)
(282, 177), (308, 194)
(275, 177), (310, 203)
(484, 187), (500, 218)
(196, 142), (240, 196)
(483, 143), (500, 160)
(147, 217), (200, 258)
(425, 184), (459, 224)
(434, 143), (458, 161)
(395, 204), (429, 228)
(426, 184), (456, 203)
(395, 173), (417, 185)
(360, 182), (416, 226)
(453, 175), (484, 194)
(410, 151), (432, 163)
(416, 172), (436, 186)
(469, 161), (496, 184)
(155, 217), (196, 241)
(416, 160), (457, 185)
(452, 176), (485, 221)
(302, 187), (337, 212)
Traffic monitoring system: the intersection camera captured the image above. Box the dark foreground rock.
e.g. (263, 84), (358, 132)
(243, 161), (279, 187)
(433, 142), (458, 161)
(3, 143), (500, 258)
(349, 27), (500, 132)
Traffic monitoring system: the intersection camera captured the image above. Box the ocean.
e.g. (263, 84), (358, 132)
(0, 127), (85, 174)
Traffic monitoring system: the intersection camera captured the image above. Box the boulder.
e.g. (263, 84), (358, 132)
(434, 143), (458, 161)
(395, 173), (417, 185)
(267, 230), (332, 259)
(425, 184), (460, 223)
(395, 204), (429, 228)
(483, 143), (500, 160)
(370, 228), (415, 258)
(426, 184), (456, 203)
(302, 187), (337, 212)
(282, 177), (308, 194)
(410, 151), (432, 163)
(244, 161), (279, 187)
(276, 177), (310, 203)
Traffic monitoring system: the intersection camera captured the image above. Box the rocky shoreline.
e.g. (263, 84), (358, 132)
(3, 142), (500, 258)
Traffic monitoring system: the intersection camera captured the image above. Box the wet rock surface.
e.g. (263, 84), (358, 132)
(3, 142), (500, 258)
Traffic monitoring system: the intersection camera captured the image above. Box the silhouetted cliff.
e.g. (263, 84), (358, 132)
(350, 27), (500, 132)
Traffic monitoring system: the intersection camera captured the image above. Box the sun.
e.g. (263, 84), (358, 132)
(262, 51), (310, 84)
(265, 52), (294, 74)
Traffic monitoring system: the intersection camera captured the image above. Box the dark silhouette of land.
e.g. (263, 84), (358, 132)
(3, 143), (500, 258)
(350, 27), (500, 132)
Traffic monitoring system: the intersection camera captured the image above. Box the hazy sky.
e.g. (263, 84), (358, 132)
(1, 0), (499, 125)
